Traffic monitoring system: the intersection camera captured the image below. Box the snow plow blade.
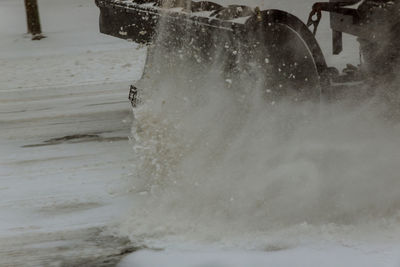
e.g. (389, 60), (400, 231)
(95, 0), (330, 101)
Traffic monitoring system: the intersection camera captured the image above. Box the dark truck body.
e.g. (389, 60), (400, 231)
(95, 0), (400, 101)
(95, 0), (238, 44)
(95, 0), (399, 51)
(95, 0), (330, 94)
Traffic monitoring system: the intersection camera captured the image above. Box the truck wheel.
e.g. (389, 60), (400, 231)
(241, 10), (329, 101)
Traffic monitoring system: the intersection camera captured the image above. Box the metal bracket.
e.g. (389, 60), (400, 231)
(307, 3), (322, 36)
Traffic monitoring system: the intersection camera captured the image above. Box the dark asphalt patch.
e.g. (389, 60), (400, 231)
(22, 134), (128, 147)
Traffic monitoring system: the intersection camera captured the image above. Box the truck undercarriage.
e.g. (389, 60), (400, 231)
(95, 0), (400, 104)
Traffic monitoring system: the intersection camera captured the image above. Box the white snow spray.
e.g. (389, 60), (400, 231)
(118, 8), (400, 248)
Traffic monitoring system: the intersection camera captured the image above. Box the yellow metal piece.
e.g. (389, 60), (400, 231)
(255, 6), (262, 22)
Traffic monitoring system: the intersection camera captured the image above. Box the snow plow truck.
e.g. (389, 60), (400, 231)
(95, 0), (400, 104)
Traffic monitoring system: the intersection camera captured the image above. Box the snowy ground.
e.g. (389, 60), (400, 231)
(0, 0), (146, 265)
(0, 80), (138, 265)
(1, 0), (400, 266)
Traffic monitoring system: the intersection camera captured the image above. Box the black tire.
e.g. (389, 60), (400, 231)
(240, 10), (329, 101)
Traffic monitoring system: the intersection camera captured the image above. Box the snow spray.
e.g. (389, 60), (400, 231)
(117, 5), (400, 248)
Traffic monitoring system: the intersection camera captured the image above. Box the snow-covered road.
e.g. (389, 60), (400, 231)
(2, 0), (400, 266)
(0, 0), (147, 264)
(0, 80), (141, 265)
